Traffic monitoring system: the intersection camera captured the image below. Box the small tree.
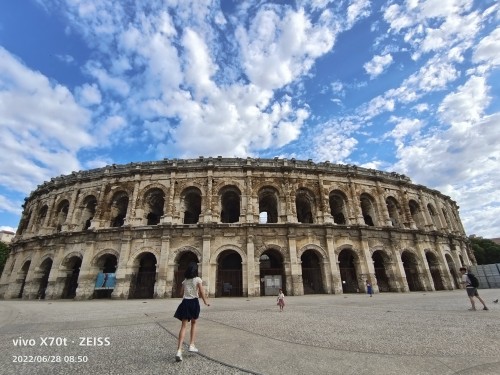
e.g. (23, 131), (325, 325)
(470, 237), (500, 265)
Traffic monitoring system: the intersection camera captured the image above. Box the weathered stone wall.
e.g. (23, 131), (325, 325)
(0, 157), (472, 299)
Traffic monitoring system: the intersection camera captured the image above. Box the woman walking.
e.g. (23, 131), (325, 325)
(174, 262), (210, 362)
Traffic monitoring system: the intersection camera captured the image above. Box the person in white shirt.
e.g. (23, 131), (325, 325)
(459, 267), (488, 311)
(174, 262), (210, 361)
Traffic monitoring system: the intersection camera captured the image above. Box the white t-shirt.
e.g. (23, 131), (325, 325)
(182, 277), (202, 299)
(462, 274), (472, 287)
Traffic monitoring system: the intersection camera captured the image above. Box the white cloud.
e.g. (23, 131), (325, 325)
(0, 47), (92, 193)
(473, 27), (500, 68)
(0, 195), (23, 216)
(364, 54), (393, 79)
(76, 83), (102, 106)
(347, 0), (371, 28)
(383, 117), (423, 146)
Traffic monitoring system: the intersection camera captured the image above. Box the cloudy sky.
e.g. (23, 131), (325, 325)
(0, 0), (499, 238)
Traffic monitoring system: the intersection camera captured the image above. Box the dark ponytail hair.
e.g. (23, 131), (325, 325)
(184, 262), (199, 279)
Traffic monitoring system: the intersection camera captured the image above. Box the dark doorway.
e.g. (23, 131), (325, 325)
(18, 261), (31, 298)
(402, 252), (424, 291)
(372, 251), (390, 292)
(37, 259), (53, 299)
(301, 250), (324, 294)
(94, 255), (118, 299)
(446, 254), (460, 289)
(131, 253), (157, 299)
(216, 251), (243, 297)
(339, 250), (359, 293)
(259, 250), (285, 296)
(173, 252), (199, 298)
(426, 252), (445, 290)
(62, 257), (82, 299)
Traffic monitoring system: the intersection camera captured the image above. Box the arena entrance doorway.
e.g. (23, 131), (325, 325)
(93, 255), (117, 299)
(216, 250), (242, 297)
(339, 249), (359, 293)
(372, 251), (390, 292)
(37, 258), (53, 299)
(301, 250), (324, 294)
(18, 261), (31, 298)
(62, 257), (81, 299)
(402, 251), (424, 291)
(172, 251), (199, 298)
(130, 252), (157, 299)
(446, 254), (460, 289)
(259, 250), (285, 296)
(426, 252), (445, 290)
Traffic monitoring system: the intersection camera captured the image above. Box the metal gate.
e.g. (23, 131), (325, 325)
(302, 268), (323, 294)
(260, 268), (285, 296)
(216, 269), (242, 297)
(130, 271), (156, 299)
(340, 267), (358, 293)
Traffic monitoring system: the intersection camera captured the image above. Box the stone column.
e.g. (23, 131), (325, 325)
(376, 181), (392, 227)
(287, 229), (303, 295)
(246, 231), (256, 297)
(414, 236), (434, 291)
(156, 234), (171, 298)
(204, 169), (214, 223)
(22, 248), (43, 299)
(245, 171), (253, 223)
(359, 234), (377, 293)
(125, 179), (140, 226)
(347, 178), (364, 225)
(325, 228), (341, 294)
(433, 241), (454, 290)
(163, 171), (176, 223)
(202, 233), (212, 297)
(398, 187), (416, 229)
(75, 241), (96, 300)
(45, 245), (66, 299)
(64, 186), (80, 231)
(112, 233), (133, 299)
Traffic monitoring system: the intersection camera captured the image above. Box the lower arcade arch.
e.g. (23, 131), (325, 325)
(425, 252), (445, 290)
(37, 258), (53, 300)
(401, 251), (424, 291)
(93, 254), (118, 299)
(17, 261), (31, 298)
(372, 250), (391, 292)
(446, 254), (460, 289)
(259, 249), (285, 296)
(172, 251), (199, 298)
(216, 250), (243, 297)
(300, 250), (325, 294)
(61, 256), (82, 299)
(130, 252), (157, 299)
(339, 249), (360, 293)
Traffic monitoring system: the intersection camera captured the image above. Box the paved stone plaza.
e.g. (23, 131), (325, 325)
(1, 290), (499, 375)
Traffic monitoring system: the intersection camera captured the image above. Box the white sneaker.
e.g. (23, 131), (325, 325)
(175, 350), (182, 362)
(188, 345), (198, 352)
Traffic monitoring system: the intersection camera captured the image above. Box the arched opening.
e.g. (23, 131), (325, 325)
(130, 253), (157, 299)
(360, 193), (377, 226)
(386, 196), (402, 227)
(37, 258), (53, 299)
(441, 208), (451, 229)
(110, 192), (129, 227)
(372, 251), (390, 292)
(144, 188), (165, 225)
(427, 203), (439, 228)
(81, 196), (97, 230)
(36, 205), (48, 231)
(329, 190), (348, 225)
(258, 187), (279, 223)
(62, 257), (82, 299)
(426, 252), (445, 290)
(93, 255), (117, 299)
(54, 200), (69, 232)
(296, 188), (315, 223)
(220, 187), (240, 223)
(259, 250), (285, 296)
(402, 251), (424, 291)
(339, 249), (360, 293)
(446, 254), (460, 289)
(183, 188), (202, 224)
(216, 251), (243, 297)
(18, 211), (31, 235)
(301, 250), (324, 294)
(409, 200), (424, 228)
(17, 261), (31, 298)
(173, 251), (199, 297)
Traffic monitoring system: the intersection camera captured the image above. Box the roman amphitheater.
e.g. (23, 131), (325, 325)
(0, 157), (474, 300)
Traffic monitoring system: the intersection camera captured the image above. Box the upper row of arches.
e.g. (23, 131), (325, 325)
(17, 182), (463, 235)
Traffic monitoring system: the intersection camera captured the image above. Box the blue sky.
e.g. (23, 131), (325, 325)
(0, 0), (499, 238)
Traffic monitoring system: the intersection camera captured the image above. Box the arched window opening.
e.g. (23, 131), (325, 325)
(301, 250), (324, 294)
(37, 205), (48, 229)
(18, 211), (31, 235)
(55, 200), (70, 232)
(409, 200), (423, 228)
(296, 189), (314, 224)
(329, 191), (348, 225)
(442, 208), (451, 229)
(216, 251), (243, 297)
(427, 203), (438, 228)
(426, 252), (445, 290)
(360, 194), (377, 226)
(220, 188), (240, 223)
(144, 188), (165, 225)
(259, 188), (279, 223)
(402, 251), (424, 291)
(339, 249), (359, 293)
(259, 250), (285, 296)
(82, 196), (97, 230)
(386, 196), (402, 227)
(183, 189), (202, 224)
(110, 193), (129, 227)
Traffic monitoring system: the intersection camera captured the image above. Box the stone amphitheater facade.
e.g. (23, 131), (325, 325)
(0, 157), (474, 300)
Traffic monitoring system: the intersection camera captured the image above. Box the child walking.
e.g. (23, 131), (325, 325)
(174, 262), (210, 362)
(277, 288), (285, 312)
